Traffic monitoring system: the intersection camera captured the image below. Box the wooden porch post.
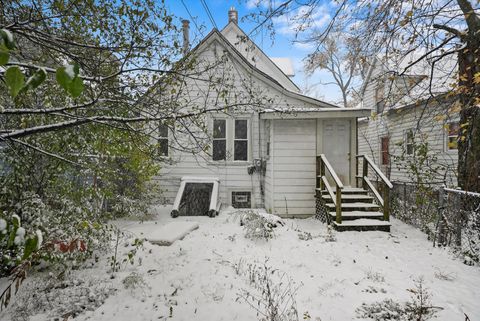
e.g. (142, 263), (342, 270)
(362, 156), (368, 190)
(336, 185), (342, 224)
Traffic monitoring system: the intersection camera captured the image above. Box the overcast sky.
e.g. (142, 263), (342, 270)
(165, 0), (345, 105)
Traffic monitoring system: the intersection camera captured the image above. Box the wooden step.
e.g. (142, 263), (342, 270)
(316, 187), (368, 195)
(325, 202), (380, 211)
(332, 219), (391, 232)
(321, 194), (374, 203)
(328, 211), (383, 220)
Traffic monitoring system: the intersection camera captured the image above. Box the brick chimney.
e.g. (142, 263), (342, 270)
(228, 6), (238, 24)
(182, 19), (190, 55)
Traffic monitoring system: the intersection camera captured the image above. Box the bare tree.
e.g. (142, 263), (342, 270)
(304, 32), (364, 107)
(245, 0), (480, 192)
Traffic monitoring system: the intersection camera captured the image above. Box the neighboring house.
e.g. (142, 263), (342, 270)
(358, 55), (460, 187)
(153, 8), (374, 221)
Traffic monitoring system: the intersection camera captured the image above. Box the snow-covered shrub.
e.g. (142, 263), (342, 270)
(122, 272), (147, 291)
(240, 211), (278, 240)
(356, 278), (442, 321)
(0, 192), (112, 278)
(0, 202), (43, 276)
(7, 273), (114, 321)
(324, 225), (336, 242)
(235, 260), (300, 321)
(297, 231), (313, 241)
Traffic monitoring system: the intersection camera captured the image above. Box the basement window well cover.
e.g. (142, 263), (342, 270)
(178, 183), (213, 216)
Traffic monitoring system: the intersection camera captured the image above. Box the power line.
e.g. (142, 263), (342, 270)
(200, 0), (218, 30)
(181, 0), (204, 37)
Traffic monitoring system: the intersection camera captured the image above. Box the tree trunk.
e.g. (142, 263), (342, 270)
(457, 37), (480, 192)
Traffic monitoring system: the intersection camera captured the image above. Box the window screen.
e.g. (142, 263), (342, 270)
(158, 122), (169, 156)
(234, 119), (248, 161)
(213, 119), (226, 160)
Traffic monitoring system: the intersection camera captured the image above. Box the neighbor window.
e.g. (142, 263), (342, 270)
(381, 136), (389, 165)
(158, 122), (169, 156)
(213, 119), (227, 160)
(234, 119), (248, 161)
(375, 82), (385, 114)
(446, 122), (459, 151)
(405, 129), (414, 155)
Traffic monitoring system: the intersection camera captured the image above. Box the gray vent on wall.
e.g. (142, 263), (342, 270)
(232, 191), (251, 208)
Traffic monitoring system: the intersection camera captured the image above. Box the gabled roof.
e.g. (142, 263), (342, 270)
(220, 22), (300, 92)
(360, 53), (457, 111)
(184, 26), (339, 109)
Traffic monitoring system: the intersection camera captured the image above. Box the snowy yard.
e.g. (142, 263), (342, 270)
(2, 206), (480, 321)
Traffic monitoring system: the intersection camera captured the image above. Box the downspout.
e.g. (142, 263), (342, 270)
(258, 113), (264, 207)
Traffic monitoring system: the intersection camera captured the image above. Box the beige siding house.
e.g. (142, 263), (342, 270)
(154, 9), (370, 218)
(358, 56), (459, 187)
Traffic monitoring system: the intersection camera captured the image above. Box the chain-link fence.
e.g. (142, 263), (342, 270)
(391, 181), (480, 263)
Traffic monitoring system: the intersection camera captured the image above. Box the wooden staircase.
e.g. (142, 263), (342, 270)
(316, 155), (393, 232)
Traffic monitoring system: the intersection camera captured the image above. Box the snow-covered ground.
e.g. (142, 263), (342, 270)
(2, 206), (479, 321)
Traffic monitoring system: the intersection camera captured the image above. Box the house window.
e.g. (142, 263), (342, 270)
(381, 136), (389, 165)
(446, 122), (459, 150)
(213, 119), (227, 160)
(405, 129), (414, 155)
(158, 122), (169, 156)
(375, 83), (385, 114)
(234, 119), (248, 161)
(232, 191), (251, 208)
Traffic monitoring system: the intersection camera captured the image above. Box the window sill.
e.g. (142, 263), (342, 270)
(207, 160), (250, 166)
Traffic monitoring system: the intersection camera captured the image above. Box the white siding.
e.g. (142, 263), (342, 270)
(268, 119), (316, 217)
(358, 103), (459, 186)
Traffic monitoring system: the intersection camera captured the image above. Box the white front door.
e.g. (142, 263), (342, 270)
(322, 119), (351, 185)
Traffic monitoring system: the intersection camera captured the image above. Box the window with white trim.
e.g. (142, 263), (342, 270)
(212, 118), (249, 161)
(234, 119), (248, 161)
(213, 119), (227, 161)
(158, 122), (169, 156)
(445, 121), (459, 151)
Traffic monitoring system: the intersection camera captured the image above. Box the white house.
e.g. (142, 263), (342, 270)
(152, 8), (391, 230)
(358, 55), (460, 187)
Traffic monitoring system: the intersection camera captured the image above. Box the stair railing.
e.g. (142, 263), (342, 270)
(356, 155), (393, 221)
(317, 154), (344, 224)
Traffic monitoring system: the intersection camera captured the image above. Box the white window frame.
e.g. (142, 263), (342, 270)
(229, 188), (254, 208)
(444, 121), (459, 152)
(212, 118), (227, 161)
(211, 117), (250, 163)
(158, 122), (169, 157)
(234, 119), (249, 161)
(404, 128), (414, 155)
